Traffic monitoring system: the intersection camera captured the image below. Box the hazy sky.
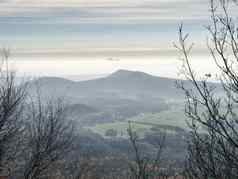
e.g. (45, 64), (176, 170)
(0, 0), (225, 78)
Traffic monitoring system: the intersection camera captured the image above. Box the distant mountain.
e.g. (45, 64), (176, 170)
(33, 77), (74, 88)
(28, 70), (221, 125)
(79, 69), (179, 95)
(109, 69), (150, 78)
(29, 69), (223, 109)
(29, 69), (183, 102)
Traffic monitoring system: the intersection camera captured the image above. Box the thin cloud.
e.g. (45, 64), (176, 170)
(0, 0), (210, 25)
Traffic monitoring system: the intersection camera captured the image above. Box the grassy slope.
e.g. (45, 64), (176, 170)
(87, 105), (188, 137)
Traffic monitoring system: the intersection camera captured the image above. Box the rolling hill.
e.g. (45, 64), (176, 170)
(28, 70), (220, 126)
(29, 69), (184, 102)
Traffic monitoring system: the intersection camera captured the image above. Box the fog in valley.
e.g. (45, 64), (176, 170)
(0, 0), (238, 179)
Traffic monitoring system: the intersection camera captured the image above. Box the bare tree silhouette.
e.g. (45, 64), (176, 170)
(127, 122), (165, 179)
(175, 0), (238, 178)
(0, 49), (27, 176)
(21, 98), (75, 179)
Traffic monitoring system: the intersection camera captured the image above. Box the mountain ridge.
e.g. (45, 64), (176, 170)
(34, 69), (179, 84)
(28, 69), (206, 103)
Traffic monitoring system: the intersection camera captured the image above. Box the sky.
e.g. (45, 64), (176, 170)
(0, 0), (226, 78)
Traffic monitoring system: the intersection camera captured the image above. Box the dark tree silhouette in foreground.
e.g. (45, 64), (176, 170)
(0, 50), (76, 179)
(22, 98), (75, 179)
(127, 122), (165, 179)
(175, 0), (238, 178)
(0, 49), (27, 175)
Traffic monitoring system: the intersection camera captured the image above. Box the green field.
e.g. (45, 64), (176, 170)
(87, 106), (188, 137)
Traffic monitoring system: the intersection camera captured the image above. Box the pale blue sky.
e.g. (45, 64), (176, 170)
(0, 0), (209, 51)
(0, 0), (226, 77)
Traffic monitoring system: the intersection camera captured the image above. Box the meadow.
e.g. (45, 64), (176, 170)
(88, 105), (188, 137)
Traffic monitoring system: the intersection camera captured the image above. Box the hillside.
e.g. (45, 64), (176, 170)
(28, 70), (220, 126)
(29, 69), (184, 102)
(76, 69), (180, 97)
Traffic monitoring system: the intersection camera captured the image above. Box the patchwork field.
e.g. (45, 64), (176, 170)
(88, 105), (188, 137)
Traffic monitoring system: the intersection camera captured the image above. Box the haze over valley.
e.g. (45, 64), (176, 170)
(0, 0), (237, 179)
